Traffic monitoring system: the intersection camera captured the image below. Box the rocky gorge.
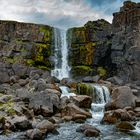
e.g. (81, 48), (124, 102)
(0, 1), (140, 140)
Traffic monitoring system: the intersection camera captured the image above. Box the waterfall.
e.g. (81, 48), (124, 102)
(89, 84), (110, 123)
(51, 28), (70, 80)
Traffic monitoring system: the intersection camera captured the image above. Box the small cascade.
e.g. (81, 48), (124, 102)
(51, 28), (70, 80)
(93, 85), (110, 104)
(60, 86), (76, 98)
(89, 84), (110, 123)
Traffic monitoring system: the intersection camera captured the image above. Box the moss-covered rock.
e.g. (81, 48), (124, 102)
(77, 83), (95, 101)
(68, 19), (112, 78)
(0, 20), (53, 71)
(72, 66), (93, 77)
(97, 67), (107, 78)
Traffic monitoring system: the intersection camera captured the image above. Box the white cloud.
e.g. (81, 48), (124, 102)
(0, 0), (112, 29)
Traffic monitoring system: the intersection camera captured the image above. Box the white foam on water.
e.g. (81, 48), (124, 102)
(60, 86), (76, 98)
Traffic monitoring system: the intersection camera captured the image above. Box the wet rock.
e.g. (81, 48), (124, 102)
(60, 78), (77, 89)
(45, 84), (60, 92)
(76, 124), (100, 137)
(124, 106), (133, 111)
(60, 96), (70, 109)
(45, 89), (61, 97)
(116, 121), (135, 132)
(36, 120), (55, 133)
(102, 109), (132, 124)
(105, 86), (136, 110)
(72, 114), (87, 122)
(8, 116), (32, 131)
(70, 95), (92, 108)
(41, 106), (53, 117)
(48, 116), (63, 124)
(84, 129), (100, 137)
(61, 103), (92, 121)
(135, 99), (140, 107)
(135, 112), (140, 117)
(134, 107), (140, 112)
(76, 124), (100, 132)
(127, 110), (136, 117)
(51, 76), (60, 83)
(26, 129), (45, 140)
(63, 116), (72, 121)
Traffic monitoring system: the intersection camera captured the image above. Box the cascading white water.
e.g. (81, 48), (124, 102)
(60, 86), (76, 98)
(90, 84), (110, 123)
(60, 83), (110, 122)
(51, 28), (70, 80)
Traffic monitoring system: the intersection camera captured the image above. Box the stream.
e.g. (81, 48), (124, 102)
(47, 85), (140, 140)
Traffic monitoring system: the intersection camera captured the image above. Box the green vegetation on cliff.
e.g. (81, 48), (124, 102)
(68, 19), (112, 78)
(0, 20), (54, 71)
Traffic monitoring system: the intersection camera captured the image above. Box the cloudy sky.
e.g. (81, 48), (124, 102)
(0, 0), (139, 29)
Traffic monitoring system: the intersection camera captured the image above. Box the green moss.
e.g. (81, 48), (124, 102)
(40, 26), (48, 32)
(80, 46), (86, 51)
(97, 67), (107, 77)
(77, 83), (95, 101)
(36, 65), (50, 71)
(39, 26), (52, 42)
(92, 42), (96, 46)
(34, 43), (51, 62)
(5, 56), (22, 64)
(6, 108), (16, 115)
(0, 101), (16, 116)
(26, 59), (35, 65)
(72, 65), (93, 76)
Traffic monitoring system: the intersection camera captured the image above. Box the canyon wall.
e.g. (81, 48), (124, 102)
(0, 20), (53, 83)
(68, 19), (113, 79)
(0, 20), (53, 69)
(111, 1), (140, 83)
(68, 1), (140, 83)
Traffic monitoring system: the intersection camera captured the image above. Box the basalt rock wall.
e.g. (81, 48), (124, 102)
(111, 1), (140, 84)
(68, 1), (140, 84)
(0, 20), (53, 83)
(0, 20), (53, 70)
(68, 19), (113, 79)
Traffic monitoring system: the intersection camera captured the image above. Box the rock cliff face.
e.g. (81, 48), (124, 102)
(0, 20), (53, 70)
(68, 1), (140, 83)
(68, 19), (112, 79)
(111, 1), (140, 83)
